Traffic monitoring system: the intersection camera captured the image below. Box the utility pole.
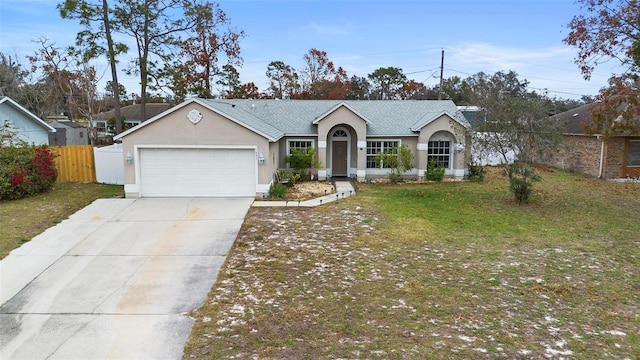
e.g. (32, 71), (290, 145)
(438, 49), (444, 100)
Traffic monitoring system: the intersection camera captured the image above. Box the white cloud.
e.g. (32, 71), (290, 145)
(307, 22), (351, 35)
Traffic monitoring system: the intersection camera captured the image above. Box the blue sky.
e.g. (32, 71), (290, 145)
(0, 0), (622, 100)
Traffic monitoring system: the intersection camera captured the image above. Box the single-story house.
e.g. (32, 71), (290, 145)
(536, 103), (640, 179)
(113, 98), (471, 198)
(0, 96), (55, 145)
(49, 120), (89, 146)
(92, 103), (172, 137)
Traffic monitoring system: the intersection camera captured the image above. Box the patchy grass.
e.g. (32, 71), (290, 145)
(184, 167), (640, 359)
(0, 182), (123, 259)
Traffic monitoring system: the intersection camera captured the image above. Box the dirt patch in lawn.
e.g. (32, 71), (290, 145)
(281, 181), (336, 201)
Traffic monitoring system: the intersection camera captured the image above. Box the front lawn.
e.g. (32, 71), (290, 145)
(184, 167), (640, 359)
(0, 182), (123, 259)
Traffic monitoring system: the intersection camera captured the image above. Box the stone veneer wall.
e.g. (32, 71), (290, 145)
(537, 135), (602, 178)
(604, 137), (625, 178)
(533, 135), (626, 179)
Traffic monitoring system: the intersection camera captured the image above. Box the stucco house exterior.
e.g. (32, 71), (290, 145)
(0, 96), (55, 145)
(536, 103), (640, 179)
(113, 98), (471, 198)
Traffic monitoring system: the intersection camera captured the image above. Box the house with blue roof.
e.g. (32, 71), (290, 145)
(113, 98), (471, 198)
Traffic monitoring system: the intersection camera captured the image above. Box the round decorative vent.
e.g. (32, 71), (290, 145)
(187, 109), (202, 124)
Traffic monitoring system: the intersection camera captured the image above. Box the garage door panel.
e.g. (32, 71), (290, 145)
(139, 148), (256, 197)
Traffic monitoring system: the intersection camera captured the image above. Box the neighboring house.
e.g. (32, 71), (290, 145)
(458, 106), (486, 129)
(0, 96), (55, 145)
(92, 103), (172, 137)
(458, 106), (517, 165)
(49, 120), (89, 146)
(113, 98), (471, 198)
(536, 103), (640, 179)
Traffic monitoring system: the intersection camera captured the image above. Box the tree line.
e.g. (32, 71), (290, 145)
(0, 0), (638, 139)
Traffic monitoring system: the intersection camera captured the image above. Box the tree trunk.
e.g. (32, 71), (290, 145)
(103, 0), (122, 135)
(139, 1), (150, 122)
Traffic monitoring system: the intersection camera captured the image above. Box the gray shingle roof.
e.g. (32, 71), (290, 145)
(204, 99), (470, 137)
(459, 107), (487, 129)
(50, 120), (86, 129)
(115, 98), (471, 141)
(94, 103), (172, 121)
(551, 103), (597, 135)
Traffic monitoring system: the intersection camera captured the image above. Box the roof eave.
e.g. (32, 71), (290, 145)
(114, 98), (282, 142)
(0, 96), (56, 132)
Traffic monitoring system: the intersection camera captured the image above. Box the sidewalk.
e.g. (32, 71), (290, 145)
(252, 181), (355, 207)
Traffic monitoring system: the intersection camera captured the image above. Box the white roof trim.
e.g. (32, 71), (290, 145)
(114, 98), (282, 142)
(312, 102), (372, 125)
(0, 97), (56, 132)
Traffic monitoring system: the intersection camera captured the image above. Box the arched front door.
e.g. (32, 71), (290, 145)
(331, 128), (349, 177)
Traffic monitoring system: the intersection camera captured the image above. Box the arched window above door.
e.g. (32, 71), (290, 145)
(332, 129), (348, 138)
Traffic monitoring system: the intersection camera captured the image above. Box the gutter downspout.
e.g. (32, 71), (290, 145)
(598, 135), (605, 178)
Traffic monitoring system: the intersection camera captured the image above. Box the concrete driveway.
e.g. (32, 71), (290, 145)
(0, 197), (252, 359)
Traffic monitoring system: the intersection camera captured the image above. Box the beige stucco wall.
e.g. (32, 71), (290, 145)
(118, 102), (475, 194)
(120, 103), (273, 194)
(316, 106), (368, 178)
(416, 115), (469, 175)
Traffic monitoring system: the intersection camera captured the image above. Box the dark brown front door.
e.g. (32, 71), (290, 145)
(332, 141), (348, 176)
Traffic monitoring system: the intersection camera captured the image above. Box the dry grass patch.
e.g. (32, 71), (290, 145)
(0, 182), (123, 259)
(184, 168), (640, 359)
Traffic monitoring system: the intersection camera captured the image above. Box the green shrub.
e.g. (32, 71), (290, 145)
(278, 169), (300, 187)
(425, 159), (445, 181)
(285, 148), (321, 181)
(269, 182), (288, 199)
(504, 162), (541, 204)
(374, 145), (414, 183)
(467, 159), (486, 182)
(0, 145), (57, 200)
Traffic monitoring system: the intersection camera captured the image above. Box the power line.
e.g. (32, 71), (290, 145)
(240, 45), (610, 98)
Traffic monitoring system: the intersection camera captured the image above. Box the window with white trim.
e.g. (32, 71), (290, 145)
(427, 133), (452, 169)
(366, 140), (400, 168)
(287, 139), (314, 155)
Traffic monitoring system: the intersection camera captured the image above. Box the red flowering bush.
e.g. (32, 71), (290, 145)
(0, 145), (58, 200)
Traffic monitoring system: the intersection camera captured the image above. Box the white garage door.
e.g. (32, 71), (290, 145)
(139, 148), (256, 197)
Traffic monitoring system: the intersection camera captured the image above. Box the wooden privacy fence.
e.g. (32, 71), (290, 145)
(52, 145), (97, 182)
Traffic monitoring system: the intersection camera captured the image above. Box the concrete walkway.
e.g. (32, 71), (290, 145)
(252, 181), (356, 207)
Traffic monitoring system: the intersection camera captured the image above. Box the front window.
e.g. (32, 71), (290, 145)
(427, 133), (452, 169)
(287, 139), (314, 155)
(367, 140), (400, 168)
